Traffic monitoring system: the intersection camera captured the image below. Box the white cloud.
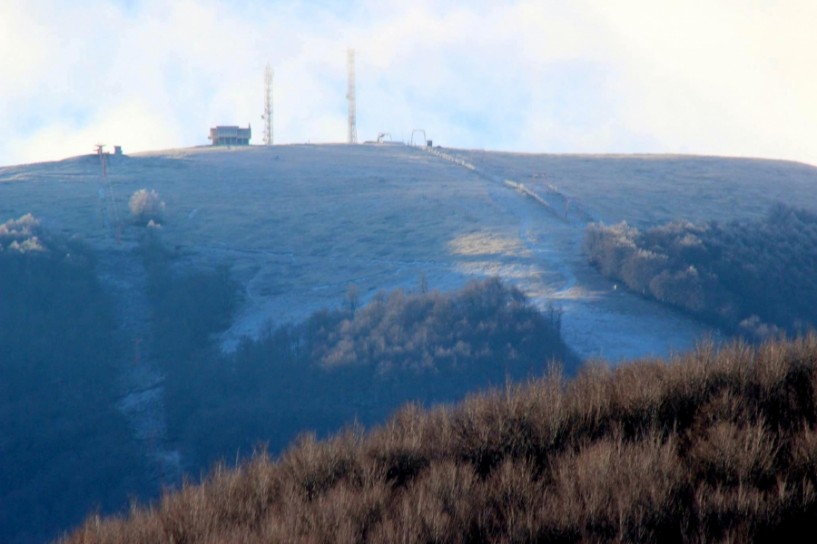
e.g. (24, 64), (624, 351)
(586, 0), (817, 160)
(1, 0), (816, 166)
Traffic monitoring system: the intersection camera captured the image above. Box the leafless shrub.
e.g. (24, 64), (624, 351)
(0, 213), (48, 253)
(689, 419), (779, 487)
(63, 336), (817, 543)
(791, 426), (817, 480)
(548, 431), (684, 541)
(128, 188), (165, 224)
(280, 430), (363, 502)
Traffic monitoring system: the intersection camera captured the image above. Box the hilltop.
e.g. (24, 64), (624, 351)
(2, 143), (817, 542)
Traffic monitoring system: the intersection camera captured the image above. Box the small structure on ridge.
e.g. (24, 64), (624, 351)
(209, 125), (251, 146)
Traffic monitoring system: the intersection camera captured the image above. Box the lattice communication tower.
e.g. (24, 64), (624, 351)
(263, 64), (273, 145)
(347, 49), (357, 144)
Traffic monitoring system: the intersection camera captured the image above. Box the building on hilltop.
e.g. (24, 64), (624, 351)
(209, 125), (251, 146)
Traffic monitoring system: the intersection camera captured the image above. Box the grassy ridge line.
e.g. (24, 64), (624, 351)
(63, 335), (817, 542)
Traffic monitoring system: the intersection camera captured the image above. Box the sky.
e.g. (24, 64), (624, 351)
(2, 0), (816, 166)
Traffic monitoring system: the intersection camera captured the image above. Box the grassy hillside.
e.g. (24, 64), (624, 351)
(63, 335), (817, 543)
(0, 216), (570, 543)
(138, 229), (571, 471)
(2, 146), (815, 541)
(7, 145), (817, 362)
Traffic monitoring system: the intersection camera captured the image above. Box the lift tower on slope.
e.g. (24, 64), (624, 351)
(347, 48), (357, 144)
(96, 144), (122, 244)
(262, 64), (273, 145)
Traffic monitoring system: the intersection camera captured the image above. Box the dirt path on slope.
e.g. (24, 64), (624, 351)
(418, 145), (718, 362)
(96, 247), (183, 486)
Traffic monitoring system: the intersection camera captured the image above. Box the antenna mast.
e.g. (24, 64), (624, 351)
(347, 48), (357, 144)
(263, 64), (273, 145)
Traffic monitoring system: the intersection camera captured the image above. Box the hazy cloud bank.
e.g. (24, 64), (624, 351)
(2, 0), (816, 165)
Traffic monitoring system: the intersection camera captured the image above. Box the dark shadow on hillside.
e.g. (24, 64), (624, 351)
(0, 215), (150, 544)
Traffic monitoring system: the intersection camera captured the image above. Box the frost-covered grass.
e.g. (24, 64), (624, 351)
(2, 145), (816, 363)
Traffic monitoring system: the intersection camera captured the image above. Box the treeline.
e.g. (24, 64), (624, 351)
(139, 232), (238, 362)
(65, 335), (817, 542)
(306, 277), (564, 373)
(585, 203), (817, 338)
(0, 215), (148, 544)
(137, 235), (571, 471)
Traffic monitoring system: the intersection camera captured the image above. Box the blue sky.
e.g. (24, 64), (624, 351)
(2, 0), (816, 166)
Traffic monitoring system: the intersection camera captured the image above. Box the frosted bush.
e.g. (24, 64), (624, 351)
(129, 189), (165, 224)
(0, 214), (45, 252)
(0, 213), (39, 240)
(8, 237), (45, 253)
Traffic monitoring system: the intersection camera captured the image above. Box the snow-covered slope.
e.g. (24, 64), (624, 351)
(2, 144), (816, 364)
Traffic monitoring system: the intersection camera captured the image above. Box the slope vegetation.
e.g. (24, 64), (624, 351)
(8, 145), (816, 362)
(0, 215), (149, 543)
(585, 203), (817, 337)
(2, 145), (816, 540)
(65, 335), (817, 543)
(139, 228), (570, 470)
